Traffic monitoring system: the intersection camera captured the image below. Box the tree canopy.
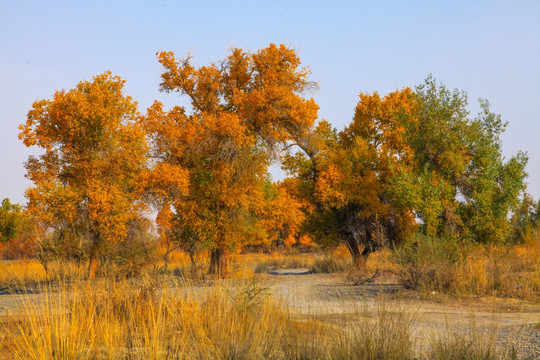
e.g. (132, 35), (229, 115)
(19, 72), (148, 278)
(143, 44), (319, 277)
(14, 46), (534, 277)
(283, 77), (529, 264)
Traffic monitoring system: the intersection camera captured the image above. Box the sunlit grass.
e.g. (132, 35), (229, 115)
(396, 239), (540, 300)
(1, 275), (526, 359)
(0, 260), (84, 290)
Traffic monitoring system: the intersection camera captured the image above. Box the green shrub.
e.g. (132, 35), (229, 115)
(394, 234), (465, 293)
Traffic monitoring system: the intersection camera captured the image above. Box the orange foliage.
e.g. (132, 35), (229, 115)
(19, 72), (148, 277)
(283, 88), (419, 263)
(143, 44), (318, 276)
(262, 184), (306, 246)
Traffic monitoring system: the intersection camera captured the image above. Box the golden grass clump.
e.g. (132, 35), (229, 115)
(453, 244), (540, 299)
(0, 260), (48, 289)
(0, 260), (84, 290)
(2, 277), (288, 359)
(395, 236), (540, 300)
(427, 318), (520, 360)
(250, 252), (316, 274)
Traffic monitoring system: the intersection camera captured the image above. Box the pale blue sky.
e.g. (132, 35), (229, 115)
(1, 1), (539, 204)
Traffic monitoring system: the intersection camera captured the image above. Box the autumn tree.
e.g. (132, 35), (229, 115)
(260, 179), (306, 249)
(283, 89), (419, 266)
(143, 44), (319, 277)
(19, 72), (148, 278)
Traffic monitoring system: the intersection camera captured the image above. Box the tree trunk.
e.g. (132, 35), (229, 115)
(357, 227), (375, 268)
(88, 243), (99, 279)
(189, 250), (195, 267)
(344, 234), (374, 268)
(209, 248), (230, 278)
(357, 247), (371, 268)
(344, 236), (364, 268)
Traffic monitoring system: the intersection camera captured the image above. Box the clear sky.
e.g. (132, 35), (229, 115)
(1, 1), (539, 205)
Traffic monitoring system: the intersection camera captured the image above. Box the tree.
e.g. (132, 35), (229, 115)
(283, 89), (419, 266)
(19, 72), (148, 278)
(260, 179), (306, 250)
(0, 198), (24, 243)
(412, 77), (528, 243)
(143, 44), (319, 277)
(0, 198), (38, 259)
(509, 193), (540, 244)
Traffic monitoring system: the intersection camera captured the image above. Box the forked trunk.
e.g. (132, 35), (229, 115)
(209, 248), (230, 278)
(345, 235), (372, 268)
(356, 247), (372, 268)
(345, 236), (363, 268)
(88, 243), (99, 279)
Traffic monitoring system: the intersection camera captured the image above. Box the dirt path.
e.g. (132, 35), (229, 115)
(262, 272), (540, 358)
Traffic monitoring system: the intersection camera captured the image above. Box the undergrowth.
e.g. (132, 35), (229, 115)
(0, 276), (528, 359)
(394, 235), (540, 300)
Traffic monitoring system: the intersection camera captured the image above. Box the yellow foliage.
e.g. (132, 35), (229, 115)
(144, 44), (318, 276)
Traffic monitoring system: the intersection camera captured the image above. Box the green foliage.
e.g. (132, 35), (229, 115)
(0, 198), (24, 243)
(411, 77), (528, 244)
(394, 234), (464, 293)
(509, 194), (540, 243)
(0, 198), (46, 260)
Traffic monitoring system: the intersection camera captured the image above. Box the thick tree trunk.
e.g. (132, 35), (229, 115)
(209, 248), (230, 278)
(189, 250), (195, 267)
(88, 243), (99, 279)
(357, 227), (375, 268)
(357, 247), (371, 268)
(344, 233), (375, 268)
(344, 236), (364, 268)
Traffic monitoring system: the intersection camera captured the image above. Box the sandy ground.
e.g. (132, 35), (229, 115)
(1, 271), (539, 358)
(263, 271), (540, 358)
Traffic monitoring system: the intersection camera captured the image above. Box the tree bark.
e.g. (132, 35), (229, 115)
(344, 232), (375, 268)
(357, 246), (372, 268)
(357, 227), (375, 268)
(344, 236), (363, 268)
(209, 248), (230, 278)
(88, 242), (99, 279)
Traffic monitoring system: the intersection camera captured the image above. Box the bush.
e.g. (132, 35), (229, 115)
(394, 234), (464, 294)
(395, 234), (540, 299)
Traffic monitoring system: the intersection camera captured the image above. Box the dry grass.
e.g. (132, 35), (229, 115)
(2, 277), (286, 359)
(452, 244), (540, 299)
(395, 237), (540, 300)
(248, 252), (317, 274)
(0, 260), (83, 290)
(283, 301), (417, 360)
(427, 317), (520, 360)
(0, 240), (537, 358)
(0, 275), (528, 359)
(0, 260), (48, 289)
